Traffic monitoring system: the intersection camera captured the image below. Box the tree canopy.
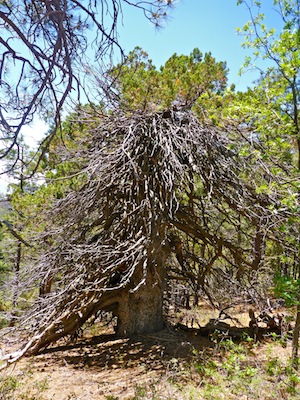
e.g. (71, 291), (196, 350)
(237, 0), (300, 168)
(1, 0), (300, 371)
(0, 0), (175, 166)
(108, 47), (228, 112)
(1, 105), (296, 366)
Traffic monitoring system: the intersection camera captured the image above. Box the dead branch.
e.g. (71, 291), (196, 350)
(0, 0), (175, 166)
(0, 109), (296, 367)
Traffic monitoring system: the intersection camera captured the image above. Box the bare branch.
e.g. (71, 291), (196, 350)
(0, 0), (174, 164)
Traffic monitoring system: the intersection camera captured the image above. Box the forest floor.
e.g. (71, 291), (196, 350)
(1, 303), (300, 400)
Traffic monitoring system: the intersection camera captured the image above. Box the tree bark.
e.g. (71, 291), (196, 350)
(7, 246), (168, 359)
(115, 277), (165, 336)
(114, 240), (167, 336)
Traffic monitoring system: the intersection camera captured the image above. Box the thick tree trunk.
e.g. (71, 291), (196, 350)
(115, 236), (168, 336)
(115, 278), (165, 336)
(114, 240), (167, 336)
(1, 242), (168, 368)
(22, 273), (165, 357)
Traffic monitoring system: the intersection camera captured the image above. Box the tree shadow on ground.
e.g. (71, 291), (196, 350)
(37, 327), (215, 372)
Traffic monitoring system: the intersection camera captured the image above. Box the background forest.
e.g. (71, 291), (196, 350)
(0, 0), (300, 399)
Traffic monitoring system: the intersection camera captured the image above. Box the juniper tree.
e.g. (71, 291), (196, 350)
(0, 107), (294, 368)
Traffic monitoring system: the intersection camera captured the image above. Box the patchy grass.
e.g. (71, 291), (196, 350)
(1, 307), (300, 399)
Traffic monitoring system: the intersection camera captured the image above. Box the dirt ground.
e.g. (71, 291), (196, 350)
(1, 327), (214, 399)
(0, 304), (296, 400)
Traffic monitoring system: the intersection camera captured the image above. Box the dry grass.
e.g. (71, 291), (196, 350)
(1, 305), (300, 400)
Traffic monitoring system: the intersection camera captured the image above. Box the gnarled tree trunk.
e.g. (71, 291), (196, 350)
(115, 274), (165, 336)
(1, 242), (168, 365)
(113, 238), (167, 336)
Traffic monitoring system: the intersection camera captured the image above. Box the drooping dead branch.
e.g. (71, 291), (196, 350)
(0, 0), (175, 167)
(0, 109), (296, 368)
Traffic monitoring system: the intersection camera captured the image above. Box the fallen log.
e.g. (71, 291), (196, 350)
(175, 322), (283, 340)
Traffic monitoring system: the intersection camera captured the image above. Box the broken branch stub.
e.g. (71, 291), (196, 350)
(0, 110), (291, 366)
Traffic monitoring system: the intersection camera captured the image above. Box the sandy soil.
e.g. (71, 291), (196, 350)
(1, 327), (214, 399)
(0, 304), (293, 400)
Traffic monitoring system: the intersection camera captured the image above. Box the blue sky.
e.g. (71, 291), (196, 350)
(0, 0), (282, 193)
(119, 0), (281, 91)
